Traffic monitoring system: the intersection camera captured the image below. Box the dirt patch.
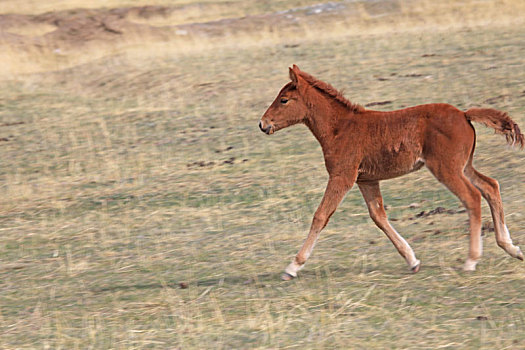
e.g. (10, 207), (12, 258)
(0, 6), (173, 50)
(0, 1), (388, 51)
(413, 206), (465, 219)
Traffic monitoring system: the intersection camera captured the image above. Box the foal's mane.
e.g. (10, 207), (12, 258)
(298, 70), (364, 113)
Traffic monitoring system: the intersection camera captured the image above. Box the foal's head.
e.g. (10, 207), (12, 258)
(259, 65), (309, 135)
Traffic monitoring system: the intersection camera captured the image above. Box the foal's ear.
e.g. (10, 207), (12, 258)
(289, 66), (298, 86)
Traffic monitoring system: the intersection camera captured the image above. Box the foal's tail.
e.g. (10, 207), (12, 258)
(465, 108), (524, 148)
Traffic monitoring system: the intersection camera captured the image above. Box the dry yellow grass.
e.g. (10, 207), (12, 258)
(0, 0), (326, 15)
(2, 0), (525, 77)
(1, 0), (525, 348)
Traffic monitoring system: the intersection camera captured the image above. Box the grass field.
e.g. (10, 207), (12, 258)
(1, 0), (525, 348)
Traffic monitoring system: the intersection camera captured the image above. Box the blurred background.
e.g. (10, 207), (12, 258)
(1, 0), (524, 348)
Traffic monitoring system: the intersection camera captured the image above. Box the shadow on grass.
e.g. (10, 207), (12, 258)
(90, 263), (449, 294)
(90, 272), (278, 293)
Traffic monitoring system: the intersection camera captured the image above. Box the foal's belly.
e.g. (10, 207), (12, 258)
(356, 151), (425, 182)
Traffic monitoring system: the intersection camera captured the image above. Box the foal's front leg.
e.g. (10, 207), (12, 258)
(282, 175), (354, 280)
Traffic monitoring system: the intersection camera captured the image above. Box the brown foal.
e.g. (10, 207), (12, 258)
(259, 65), (524, 280)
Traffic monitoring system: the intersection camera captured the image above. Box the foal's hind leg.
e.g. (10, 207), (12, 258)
(464, 165), (523, 261)
(358, 182), (420, 272)
(425, 161), (483, 271)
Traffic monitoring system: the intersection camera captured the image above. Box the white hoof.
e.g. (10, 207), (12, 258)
(410, 259), (421, 273)
(513, 246), (523, 261)
(463, 259), (478, 271)
(283, 261), (301, 279)
(281, 272), (295, 281)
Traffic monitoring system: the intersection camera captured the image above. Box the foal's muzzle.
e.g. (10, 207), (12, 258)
(259, 121), (273, 135)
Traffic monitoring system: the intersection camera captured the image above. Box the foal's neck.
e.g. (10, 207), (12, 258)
(305, 100), (352, 150)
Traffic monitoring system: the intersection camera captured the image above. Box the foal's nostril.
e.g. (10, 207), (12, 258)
(259, 121), (272, 134)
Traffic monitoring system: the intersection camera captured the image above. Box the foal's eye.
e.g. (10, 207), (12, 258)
(280, 97), (289, 104)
